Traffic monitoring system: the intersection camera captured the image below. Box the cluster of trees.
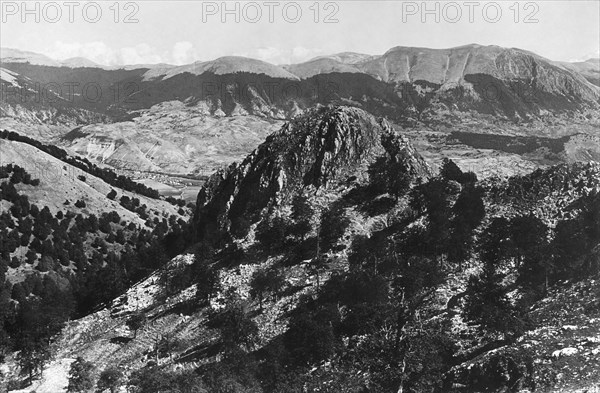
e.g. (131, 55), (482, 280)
(67, 359), (128, 393)
(178, 160), (468, 392)
(1, 130), (160, 199)
(0, 164), (40, 186)
(0, 170), (194, 384)
(194, 158), (600, 392)
(491, 162), (599, 206)
(114, 192), (151, 219)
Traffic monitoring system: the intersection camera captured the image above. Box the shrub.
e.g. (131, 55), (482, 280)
(96, 367), (124, 393)
(67, 357), (95, 392)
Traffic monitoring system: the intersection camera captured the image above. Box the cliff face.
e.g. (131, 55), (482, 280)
(194, 106), (431, 241)
(359, 45), (599, 100)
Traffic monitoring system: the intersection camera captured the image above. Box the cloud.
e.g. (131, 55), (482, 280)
(291, 46), (313, 61)
(46, 41), (324, 66)
(50, 41), (118, 65)
(48, 41), (165, 66)
(172, 41), (198, 65)
(119, 43), (163, 65)
(256, 47), (283, 63)
(247, 46), (323, 64)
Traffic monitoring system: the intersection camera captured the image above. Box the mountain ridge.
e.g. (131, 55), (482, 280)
(194, 105), (431, 242)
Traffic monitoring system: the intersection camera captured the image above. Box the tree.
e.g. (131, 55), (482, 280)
(550, 218), (589, 283)
(115, 229), (126, 245)
(250, 267), (285, 310)
(309, 255), (329, 290)
(409, 179), (453, 259)
(96, 367), (123, 393)
(440, 158), (463, 183)
(368, 156), (411, 200)
(511, 214), (547, 269)
(209, 293), (258, 351)
(285, 303), (340, 366)
(129, 365), (207, 393)
(67, 357), (95, 392)
(448, 185), (486, 266)
(290, 194), (314, 240)
(99, 217), (112, 234)
(36, 255), (54, 272)
(319, 203), (351, 253)
(193, 244), (220, 304)
(107, 189), (117, 200)
(126, 312), (146, 338)
(25, 250), (37, 264)
(255, 216), (289, 255)
(17, 342), (50, 383)
(463, 260), (523, 337)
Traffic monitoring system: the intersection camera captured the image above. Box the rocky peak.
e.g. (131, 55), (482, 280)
(194, 105), (430, 241)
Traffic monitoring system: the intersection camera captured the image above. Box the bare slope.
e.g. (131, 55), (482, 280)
(0, 138), (181, 223)
(60, 101), (284, 175)
(144, 56), (299, 81)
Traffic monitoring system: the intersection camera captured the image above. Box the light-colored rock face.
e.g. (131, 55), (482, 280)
(284, 58), (363, 79)
(61, 101), (284, 175)
(357, 45), (599, 99)
(310, 52), (378, 65)
(144, 56), (300, 81)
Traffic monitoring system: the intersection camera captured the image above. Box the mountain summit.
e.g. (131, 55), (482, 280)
(144, 56), (300, 80)
(194, 105), (430, 241)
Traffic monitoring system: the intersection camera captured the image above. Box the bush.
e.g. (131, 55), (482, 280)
(129, 366), (207, 393)
(67, 357), (95, 392)
(97, 367), (123, 393)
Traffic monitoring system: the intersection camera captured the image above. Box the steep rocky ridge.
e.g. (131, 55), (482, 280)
(194, 105), (430, 241)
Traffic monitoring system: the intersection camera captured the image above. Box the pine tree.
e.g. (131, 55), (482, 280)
(290, 195), (314, 240)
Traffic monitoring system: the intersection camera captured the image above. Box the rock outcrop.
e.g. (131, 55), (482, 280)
(194, 105), (430, 242)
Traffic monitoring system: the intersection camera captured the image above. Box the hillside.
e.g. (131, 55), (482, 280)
(0, 138), (181, 221)
(3, 106), (600, 392)
(144, 56), (299, 81)
(283, 58), (363, 79)
(560, 58), (600, 87)
(0, 130), (196, 392)
(59, 101), (284, 176)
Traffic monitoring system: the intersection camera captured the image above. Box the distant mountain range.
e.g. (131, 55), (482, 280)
(0, 47), (175, 70)
(1, 44), (599, 180)
(2, 44), (597, 121)
(3, 45), (598, 86)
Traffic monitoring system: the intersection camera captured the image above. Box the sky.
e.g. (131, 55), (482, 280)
(1, 0), (599, 66)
